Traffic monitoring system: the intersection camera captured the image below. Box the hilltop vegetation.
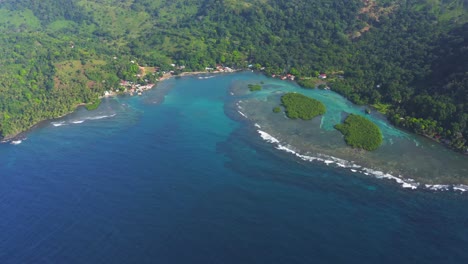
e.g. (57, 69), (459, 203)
(0, 0), (466, 152)
(335, 114), (383, 151)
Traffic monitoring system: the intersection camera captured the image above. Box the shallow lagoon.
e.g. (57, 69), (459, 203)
(228, 73), (468, 189)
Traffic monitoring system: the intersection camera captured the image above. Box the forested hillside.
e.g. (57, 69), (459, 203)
(0, 0), (466, 152)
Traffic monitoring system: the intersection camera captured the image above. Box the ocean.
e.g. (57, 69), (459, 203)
(0, 72), (467, 263)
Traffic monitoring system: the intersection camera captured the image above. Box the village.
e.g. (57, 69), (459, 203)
(104, 60), (334, 97)
(105, 63), (245, 97)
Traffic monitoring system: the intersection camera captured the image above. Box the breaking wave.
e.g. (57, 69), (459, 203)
(11, 140), (22, 145)
(237, 111), (247, 118)
(51, 121), (66, 127)
(198, 76), (215, 79)
(87, 114), (116, 120)
(256, 129), (467, 193)
(52, 114), (116, 127)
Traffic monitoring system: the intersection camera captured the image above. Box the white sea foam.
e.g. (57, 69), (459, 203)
(87, 114), (116, 120)
(238, 111), (247, 118)
(295, 152), (318, 162)
(198, 76), (215, 79)
(362, 168), (419, 189)
(256, 129), (426, 191)
(425, 184), (450, 191)
(254, 123), (261, 128)
(258, 130), (280, 144)
(51, 121), (66, 127)
(454, 185), (468, 192)
(276, 144), (297, 154)
(255, 128), (468, 193)
(402, 183), (418, 189)
(11, 140), (22, 145)
(336, 163), (346, 168)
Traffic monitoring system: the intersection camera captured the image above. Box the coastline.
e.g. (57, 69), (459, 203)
(4, 70), (467, 191)
(3, 68), (466, 156)
(1, 69), (239, 144)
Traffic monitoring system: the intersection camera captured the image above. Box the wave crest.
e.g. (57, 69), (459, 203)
(256, 129), (466, 192)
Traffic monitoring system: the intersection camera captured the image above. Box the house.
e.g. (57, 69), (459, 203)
(216, 64), (223, 71)
(318, 73), (327, 79)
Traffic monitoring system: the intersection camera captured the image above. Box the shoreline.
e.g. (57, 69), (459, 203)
(3, 69), (466, 156)
(1, 69), (240, 143)
(102, 70), (239, 99)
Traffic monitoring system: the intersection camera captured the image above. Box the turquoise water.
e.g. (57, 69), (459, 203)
(230, 74), (468, 187)
(0, 72), (467, 263)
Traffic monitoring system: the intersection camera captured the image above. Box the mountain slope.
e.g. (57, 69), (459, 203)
(0, 0), (466, 151)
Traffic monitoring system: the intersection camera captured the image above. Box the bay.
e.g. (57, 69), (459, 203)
(0, 72), (467, 263)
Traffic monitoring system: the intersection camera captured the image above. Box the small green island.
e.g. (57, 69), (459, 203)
(334, 114), (383, 151)
(281, 93), (326, 120)
(273, 106), (282, 113)
(248, 84), (262, 92)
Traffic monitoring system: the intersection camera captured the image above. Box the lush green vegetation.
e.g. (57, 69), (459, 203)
(273, 106), (282, 113)
(248, 84), (262, 92)
(85, 98), (101, 111)
(0, 0), (466, 152)
(281, 93), (326, 120)
(335, 114), (383, 151)
(296, 79), (319, 89)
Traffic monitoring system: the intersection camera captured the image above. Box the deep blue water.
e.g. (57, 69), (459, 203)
(1, 72), (467, 263)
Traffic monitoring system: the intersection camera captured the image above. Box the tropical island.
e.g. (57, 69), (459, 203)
(281, 93), (327, 120)
(277, 92), (381, 151)
(248, 84), (262, 92)
(334, 114), (383, 151)
(0, 0), (466, 153)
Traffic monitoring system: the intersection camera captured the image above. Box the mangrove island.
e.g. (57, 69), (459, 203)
(281, 93), (326, 120)
(334, 114), (383, 151)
